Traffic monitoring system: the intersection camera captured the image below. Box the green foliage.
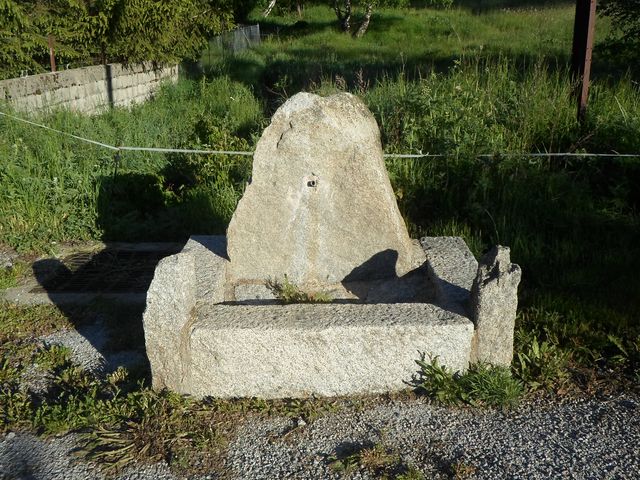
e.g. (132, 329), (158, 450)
(423, 0), (453, 8)
(329, 441), (425, 479)
(600, 0), (640, 47)
(81, 389), (226, 472)
(210, 4), (580, 99)
(416, 357), (523, 408)
(101, 0), (233, 65)
(0, 261), (26, 290)
(514, 299), (640, 389)
(0, 0), (234, 79)
(514, 335), (570, 392)
(0, 302), (73, 344)
(267, 274), (332, 303)
(0, 77), (263, 250)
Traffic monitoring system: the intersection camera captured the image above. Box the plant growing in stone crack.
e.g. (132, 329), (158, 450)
(266, 274), (331, 304)
(415, 355), (523, 408)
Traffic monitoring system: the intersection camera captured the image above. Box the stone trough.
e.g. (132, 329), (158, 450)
(143, 92), (521, 399)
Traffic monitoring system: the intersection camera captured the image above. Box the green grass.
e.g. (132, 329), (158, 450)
(0, 4), (639, 466)
(416, 356), (524, 407)
(0, 76), (263, 251)
(203, 3), (612, 107)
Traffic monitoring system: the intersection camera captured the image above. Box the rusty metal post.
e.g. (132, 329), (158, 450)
(48, 34), (57, 72)
(571, 0), (597, 122)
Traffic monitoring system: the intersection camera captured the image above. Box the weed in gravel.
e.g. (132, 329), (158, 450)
(81, 389), (227, 473)
(450, 461), (477, 479)
(329, 441), (424, 479)
(415, 356), (523, 408)
(514, 335), (571, 393)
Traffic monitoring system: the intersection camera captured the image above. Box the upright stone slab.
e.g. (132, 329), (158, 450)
(227, 92), (421, 287)
(470, 246), (522, 366)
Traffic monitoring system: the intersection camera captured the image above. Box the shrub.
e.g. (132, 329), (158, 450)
(415, 356), (523, 408)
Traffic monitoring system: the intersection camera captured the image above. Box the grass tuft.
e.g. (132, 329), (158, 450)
(267, 274), (332, 304)
(416, 356), (523, 408)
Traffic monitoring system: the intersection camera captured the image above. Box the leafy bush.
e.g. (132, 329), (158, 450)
(600, 0), (640, 47)
(514, 336), (570, 392)
(0, 0), (234, 79)
(415, 356), (523, 408)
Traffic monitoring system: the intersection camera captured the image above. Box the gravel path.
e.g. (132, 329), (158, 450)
(2, 392), (638, 480)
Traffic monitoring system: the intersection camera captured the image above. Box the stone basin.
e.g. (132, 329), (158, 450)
(142, 92), (520, 399)
(141, 235), (511, 399)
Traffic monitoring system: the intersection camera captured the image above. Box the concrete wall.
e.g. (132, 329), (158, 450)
(0, 62), (178, 114)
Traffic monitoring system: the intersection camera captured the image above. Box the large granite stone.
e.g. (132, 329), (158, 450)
(169, 302), (473, 399)
(469, 246), (521, 366)
(143, 237), (227, 390)
(142, 235), (478, 398)
(227, 92), (422, 287)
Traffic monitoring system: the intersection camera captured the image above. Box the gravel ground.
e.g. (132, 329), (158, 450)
(2, 246), (638, 479)
(1, 392), (638, 480)
(40, 320), (145, 375)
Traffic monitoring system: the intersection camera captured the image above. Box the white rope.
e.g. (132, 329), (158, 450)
(2, 109), (640, 159)
(117, 146), (254, 155)
(0, 110), (119, 151)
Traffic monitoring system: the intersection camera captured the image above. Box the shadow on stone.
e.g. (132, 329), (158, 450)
(341, 250), (434, 304)
(192, 235), (229, 260)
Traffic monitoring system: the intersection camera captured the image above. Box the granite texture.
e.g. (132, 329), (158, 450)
(227, 92), (423, 287)
(469, 246), (521, 366)
(182, 302), (473, 398)
(141, 234), (494, 398)
(420, 236), (478, 312)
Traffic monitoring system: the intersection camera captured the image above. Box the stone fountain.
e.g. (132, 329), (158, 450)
(142, 92), (521, 398)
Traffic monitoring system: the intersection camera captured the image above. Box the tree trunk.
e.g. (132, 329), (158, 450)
(263, 0), (277, 17)
(333, 0), (352, 33)
(354, 2), (373, 38)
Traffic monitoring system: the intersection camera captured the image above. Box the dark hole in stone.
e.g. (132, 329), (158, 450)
(307, 180), (317, 188)
(30, 248), (180, 294)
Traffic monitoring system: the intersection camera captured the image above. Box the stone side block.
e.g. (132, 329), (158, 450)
(421, 236), (478, 309)
(178, 303), (473, 398)
(183, 235), (228, 302)
(142, 251), (196, 391)
(470, 246), (521, 366)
